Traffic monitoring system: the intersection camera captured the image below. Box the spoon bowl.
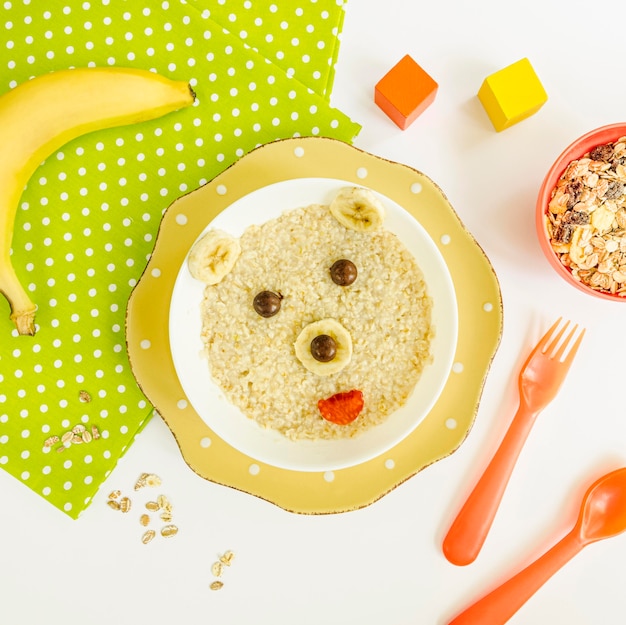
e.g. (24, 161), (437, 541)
(579, 467), (626, 542)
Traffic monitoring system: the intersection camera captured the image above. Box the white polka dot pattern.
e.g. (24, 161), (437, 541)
(0, 0), (360, 518)
(188, 0), (348, 99)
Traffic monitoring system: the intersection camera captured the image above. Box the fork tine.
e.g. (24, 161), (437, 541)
(537, 317), (565, 355)
(559, 326), (585, 363)
(551, 322), (579, 361)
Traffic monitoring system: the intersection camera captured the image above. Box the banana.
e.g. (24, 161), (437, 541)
(294, 318), (352, 376)
(329, 186), (385, 232)
(0, 67), (196, 335)
(187, 229), (241, 285)
(590, 205), (615, 233)
(568, 225), (588, 266)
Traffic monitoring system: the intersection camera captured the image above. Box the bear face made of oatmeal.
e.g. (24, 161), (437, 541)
(187, 186), (433, 441)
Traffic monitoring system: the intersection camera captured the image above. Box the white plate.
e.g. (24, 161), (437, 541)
(169, 178), (458, 472)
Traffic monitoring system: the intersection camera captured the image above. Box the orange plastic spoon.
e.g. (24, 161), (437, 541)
(448, 467), (626, 625)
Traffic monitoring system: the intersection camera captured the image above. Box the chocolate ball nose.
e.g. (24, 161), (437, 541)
(310, 334), (337, 362)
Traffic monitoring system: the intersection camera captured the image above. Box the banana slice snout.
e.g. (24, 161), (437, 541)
(294, 318), (352, 376)
(329, 186), (385, 232)
(187, 229), (241, 285)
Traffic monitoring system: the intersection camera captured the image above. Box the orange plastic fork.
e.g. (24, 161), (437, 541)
(442, 318), (585, 567)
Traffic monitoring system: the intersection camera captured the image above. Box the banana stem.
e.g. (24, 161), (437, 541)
(0, 263), (37, 335)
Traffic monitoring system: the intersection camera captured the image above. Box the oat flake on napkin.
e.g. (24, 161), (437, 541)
(0, 0), (360, 518)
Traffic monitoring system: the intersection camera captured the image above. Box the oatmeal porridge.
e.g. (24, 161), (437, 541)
(190, 188), (434, 441)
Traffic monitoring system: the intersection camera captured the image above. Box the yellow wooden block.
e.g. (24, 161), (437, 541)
(477, 58), (547, 132)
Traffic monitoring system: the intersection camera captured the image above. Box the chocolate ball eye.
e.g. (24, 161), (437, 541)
(330, 259), (357, 286)
(310, 334), (337, 362)
(253, 290), (282, 317)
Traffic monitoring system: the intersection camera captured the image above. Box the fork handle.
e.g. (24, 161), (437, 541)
(442, 404), (538, 566)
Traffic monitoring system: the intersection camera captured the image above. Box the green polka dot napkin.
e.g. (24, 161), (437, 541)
(0, 0), (361, 518)
(191, 0), (348, 99)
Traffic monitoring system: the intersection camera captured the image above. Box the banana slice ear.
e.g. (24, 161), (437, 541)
(187, 229), (241, 285)
(329, 187), (385, 232)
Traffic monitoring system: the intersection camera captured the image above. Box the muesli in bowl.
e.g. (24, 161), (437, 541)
(537, 123), (626, 300)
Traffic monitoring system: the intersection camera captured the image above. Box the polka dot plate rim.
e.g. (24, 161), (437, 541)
(126, 136), (503, 514)
(168, 176), (459, 473)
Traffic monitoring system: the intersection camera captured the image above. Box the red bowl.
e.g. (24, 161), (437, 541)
(536, 123), (626, 301)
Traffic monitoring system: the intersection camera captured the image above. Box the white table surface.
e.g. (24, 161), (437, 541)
(3, 1), (626, 623)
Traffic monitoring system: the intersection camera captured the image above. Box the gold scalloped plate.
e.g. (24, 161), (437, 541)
(126, 137), (503, 514)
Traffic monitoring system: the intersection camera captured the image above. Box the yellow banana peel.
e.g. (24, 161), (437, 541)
(0, 67), (196, 335)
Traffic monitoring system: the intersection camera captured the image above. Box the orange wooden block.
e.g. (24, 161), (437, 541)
(375, 55), (438, 130)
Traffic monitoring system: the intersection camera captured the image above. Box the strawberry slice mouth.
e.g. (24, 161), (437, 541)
(317, 389), (364, 425)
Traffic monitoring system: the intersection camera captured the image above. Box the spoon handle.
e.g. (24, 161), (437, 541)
(447, 530), (583, 625)
(443, 403), (538, 566)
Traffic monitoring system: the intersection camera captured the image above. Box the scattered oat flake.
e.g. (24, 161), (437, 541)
(91, 425), (100, 440)
(157, 495), (172, 512)
(134, 473), (149, 490)
(72, 424), (86, 434)
(220, 551), (235, 566)
(144, 473), (162, 487)
(141, 530), (156, 545)
(108, 474), (180, 544)
(81, 430), (92, 443)
(161, 524), (178, 538)
(44, 435), (59, 448)
(61, 431), (74, 445)
(210, 581), (224, 591)
(79, 390), (92, 403)
(211, 561), (224, 577)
